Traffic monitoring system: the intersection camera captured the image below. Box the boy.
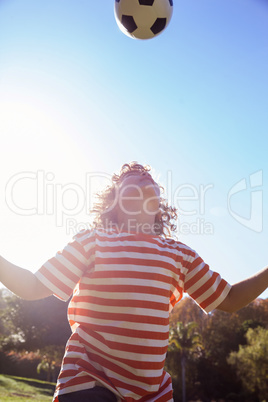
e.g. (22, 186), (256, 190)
(0, 162), (267, 402)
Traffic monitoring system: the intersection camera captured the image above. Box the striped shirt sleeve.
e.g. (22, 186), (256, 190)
(184, 250), (231, 313)
(35, 231), (93, 301)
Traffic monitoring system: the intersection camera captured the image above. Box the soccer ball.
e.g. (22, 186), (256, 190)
(114, 0), (173, 40)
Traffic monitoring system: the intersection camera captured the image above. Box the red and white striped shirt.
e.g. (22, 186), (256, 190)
(35, 229), (231, 401)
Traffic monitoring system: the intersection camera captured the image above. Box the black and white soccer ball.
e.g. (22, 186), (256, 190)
(114, 0), (173, 40)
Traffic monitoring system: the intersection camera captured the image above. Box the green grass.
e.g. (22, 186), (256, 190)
(0, 375), (55, 401)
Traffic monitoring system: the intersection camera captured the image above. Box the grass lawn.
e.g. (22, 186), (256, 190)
(0, 374), (55, 401)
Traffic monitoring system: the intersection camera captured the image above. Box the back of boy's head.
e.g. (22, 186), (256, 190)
(113, 162), (152, 184)
(91, 162), (178, 238)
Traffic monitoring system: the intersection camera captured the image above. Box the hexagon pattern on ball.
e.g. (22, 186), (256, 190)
(114, 0), (173, 40)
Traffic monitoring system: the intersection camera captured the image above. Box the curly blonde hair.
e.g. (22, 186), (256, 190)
(91, 162), (177, 238)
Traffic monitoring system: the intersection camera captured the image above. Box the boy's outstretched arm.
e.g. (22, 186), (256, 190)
(0, 256), (53, 300)
(217, 266), (268, 313)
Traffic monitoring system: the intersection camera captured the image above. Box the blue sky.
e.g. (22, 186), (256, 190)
(1, 0), (268, 298)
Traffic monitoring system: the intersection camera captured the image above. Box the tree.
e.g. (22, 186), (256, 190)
(0, 289), (11, 344)
(0, 290), (70, 380)
(0, 291), (71, 351)
(199, 300), (268, 400)
(168, 321), (203, 402)
(37, 345), (65, 382)
(228, 327), (268, 401)
(170, 296), (206, 331)
(169, 297), (268, 400)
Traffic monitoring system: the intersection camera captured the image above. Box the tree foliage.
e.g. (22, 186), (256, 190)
(168, 321), (203, 402)
(0, 290), (71, 351)
(167, 296), (268, 401)
(169, 321), (203, 358)
(228, 326), (268, 401)
(37, 345), (65, 382)
(0, 289), (70, 381)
